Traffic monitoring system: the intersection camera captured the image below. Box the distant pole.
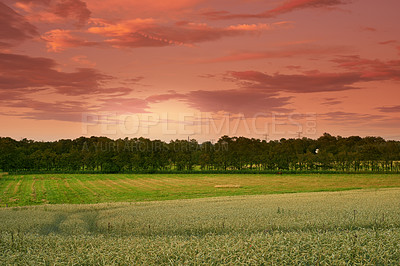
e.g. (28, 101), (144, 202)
(264, 133), (269, 142)
(296, 131), (302, 139)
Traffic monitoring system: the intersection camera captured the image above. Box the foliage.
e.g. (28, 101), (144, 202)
(1, 133), (399, 173)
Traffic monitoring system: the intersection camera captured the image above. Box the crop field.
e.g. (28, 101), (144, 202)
(0, 188), (399, 264)
(1, 173), (400, 207)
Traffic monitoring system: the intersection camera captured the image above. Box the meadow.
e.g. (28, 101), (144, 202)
(1, 173), (400, 207)
(0, 188), (399, 264)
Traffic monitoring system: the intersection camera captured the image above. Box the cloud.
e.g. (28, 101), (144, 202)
(0, 52), (125, 96)
(71, 55), (96, 67)
(42, 29), (98, 51)
(86, 19), (278, 49)
(379, 40), (397, 45)
(53, 0), (91, 26)
(361, 27), (377, 32)
(16, 0), (91, 27)
(2, 96), (149, 122)
(85, 0), (204, 18)
(321, 98), (342, 105)
(228, 70), (366, 93)
(186, 89), (292, 115)
(377, 105), (400, 113)
(332, 55), (400, 81)
(99, 97), (149, 113)
(146, 92), (187, 103)
(0, 2), (38, 47)
(147, 89), (292, 116)
(203, 45), (346, 63)
(203, 0), (346, 20)
(3, 99), (96, 122)
(320, 111), (385, 124)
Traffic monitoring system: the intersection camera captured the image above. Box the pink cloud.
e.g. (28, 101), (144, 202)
(203, 45), (345, 63)
(321, 99), (342, 106)
(0, 52), (123, 96)
(228, 70), (366, 93)
(146, 93), (187, 103)
(99, 97), (149, 113)
(361, 27), (377, 32)
(377, 105), (400, 113)
(0, 2), (38, 47)
(71, 55), (96, 67)
(146, 90), (292, 116)
(332, 55), (400, 81)
(15, 0), (91, 26)
(53, 0), (91, 26)
(42, 29), (98, 52)
(203, 0), (346, 20)
(185, 89), (292, 115)
(379, 40), (397, 45)
(84, 0), (205, 21)
(320, 111), (386, 125)
(3, 99), (96, 122)
(86, 19), (277, 49)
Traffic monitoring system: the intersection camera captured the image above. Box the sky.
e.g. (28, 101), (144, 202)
(0, 0), (399, 142)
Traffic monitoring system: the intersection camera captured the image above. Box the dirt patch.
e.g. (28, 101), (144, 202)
(214, 185), (242, 188)
(13, 180), (22, 194)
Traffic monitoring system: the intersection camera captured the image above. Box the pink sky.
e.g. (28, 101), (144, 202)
(1, 0), (399, 141)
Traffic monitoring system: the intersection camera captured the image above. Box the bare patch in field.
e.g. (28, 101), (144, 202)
(76, 179), (98, 196)
(214, 185), (241, 188)
(13, 180), (22, 194)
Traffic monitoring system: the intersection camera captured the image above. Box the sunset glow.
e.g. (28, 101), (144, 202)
(1, 0), (399, 141)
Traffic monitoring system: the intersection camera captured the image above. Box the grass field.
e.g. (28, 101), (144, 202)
(0, 173), (400, 207)
(0, 188), (399, 264)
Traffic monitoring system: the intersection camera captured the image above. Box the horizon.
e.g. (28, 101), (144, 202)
(1, 132), (396, 144)
(1, 0), (400, 141)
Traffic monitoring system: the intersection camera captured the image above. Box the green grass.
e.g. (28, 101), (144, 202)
(1, 173), (400, 206)
(0, 189), (399, 264)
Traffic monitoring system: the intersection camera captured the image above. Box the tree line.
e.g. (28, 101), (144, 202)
(0, 133), (399, 173)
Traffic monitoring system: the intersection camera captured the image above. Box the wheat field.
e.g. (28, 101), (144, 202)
(1, 188), (399, 264)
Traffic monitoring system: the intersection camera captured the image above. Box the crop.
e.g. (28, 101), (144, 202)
(1, 173), (400, 207)
(0, 188), (399, 264)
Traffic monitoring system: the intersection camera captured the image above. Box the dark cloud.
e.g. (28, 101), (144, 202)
(0, 52), (124, 96)
(53, 0), (91, 26)
(377, 105), (400, 113)
(0, 2), (38, 47)
(146, 93), (187, 103)
(147, 89), (292, 116)
(320, 111), (386, 124)
(322, 99), (342, 106)
(332, 55), (400, 80)
(379, 40), (397, 45)
(203, 0), (346, 20)
(3, 99), (95, 122)
(185, 89), (292, 115)
(228, 70), (365, 93)
(203, 46), (346, 63)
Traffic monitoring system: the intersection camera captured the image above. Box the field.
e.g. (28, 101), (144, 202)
(1, 174), (400, 264)
(1, 173), (400, 207)
(0, 188), (400, 264)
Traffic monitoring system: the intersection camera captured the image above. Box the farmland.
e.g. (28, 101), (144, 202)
(1, 188), (400, 264)
(0, 173), (400, 206)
